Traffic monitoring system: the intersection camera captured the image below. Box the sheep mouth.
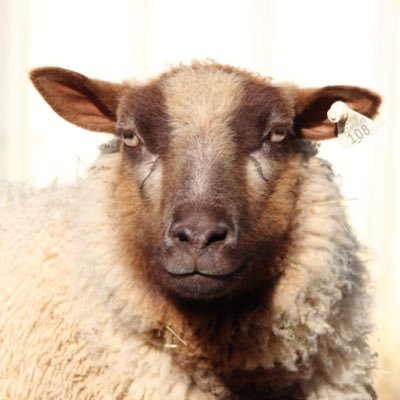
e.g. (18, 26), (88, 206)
(165, 267), (241, 278)
(161, 250), (243, 277)
(167, 270), (237, 280)
(161, 266), (243, 301)
(157, 247), (249, 300)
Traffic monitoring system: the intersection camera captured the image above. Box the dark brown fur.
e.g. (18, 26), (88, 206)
(118, 82), (171, 155)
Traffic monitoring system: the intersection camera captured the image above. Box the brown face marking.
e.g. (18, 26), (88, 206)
(118, 81), (171, 156)
(230, 77), (295, 153)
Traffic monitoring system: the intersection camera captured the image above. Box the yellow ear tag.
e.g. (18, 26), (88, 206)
(327, 101), (380, 148)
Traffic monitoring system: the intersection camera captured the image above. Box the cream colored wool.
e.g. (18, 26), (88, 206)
(0, 150), (374, 399)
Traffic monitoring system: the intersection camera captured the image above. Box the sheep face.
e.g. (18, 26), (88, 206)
(115, 67), (301, 301)
(30, 63), (381, 301)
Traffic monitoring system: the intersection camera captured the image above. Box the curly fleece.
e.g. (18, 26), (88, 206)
(0, 151), (375, 400)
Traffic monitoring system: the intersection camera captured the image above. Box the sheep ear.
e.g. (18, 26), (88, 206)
(30, 67), (124, 133)
(294, 85), (381, 140)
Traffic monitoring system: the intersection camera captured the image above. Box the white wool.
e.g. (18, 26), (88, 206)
(0, 152), (375, 399)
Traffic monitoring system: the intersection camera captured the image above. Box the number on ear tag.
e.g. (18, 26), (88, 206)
(327, 101), (379, 148)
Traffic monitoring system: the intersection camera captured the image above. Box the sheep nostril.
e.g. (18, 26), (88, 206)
(205, 225), (229, 246)
(177, 229), (191, 243)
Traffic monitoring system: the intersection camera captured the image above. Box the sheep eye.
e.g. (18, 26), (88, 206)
(267, 128), (288, 143)
(121, 129), (140, 147)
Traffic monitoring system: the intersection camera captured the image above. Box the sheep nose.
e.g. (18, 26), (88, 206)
(171, 220), (230, 249)
(168, 209), (236, 252)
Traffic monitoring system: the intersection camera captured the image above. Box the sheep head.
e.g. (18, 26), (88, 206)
(30, 63), (381, 302)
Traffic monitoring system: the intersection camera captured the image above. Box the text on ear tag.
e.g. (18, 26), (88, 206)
(327, 101), (379, 148)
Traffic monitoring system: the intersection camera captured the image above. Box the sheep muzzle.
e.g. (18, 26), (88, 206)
(157, 203), (247, 299)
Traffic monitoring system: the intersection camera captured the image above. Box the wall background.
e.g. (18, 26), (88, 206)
(1, 0), (399, 398)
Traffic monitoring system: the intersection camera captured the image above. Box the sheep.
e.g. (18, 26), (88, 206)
(0, 61), (381, 400)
